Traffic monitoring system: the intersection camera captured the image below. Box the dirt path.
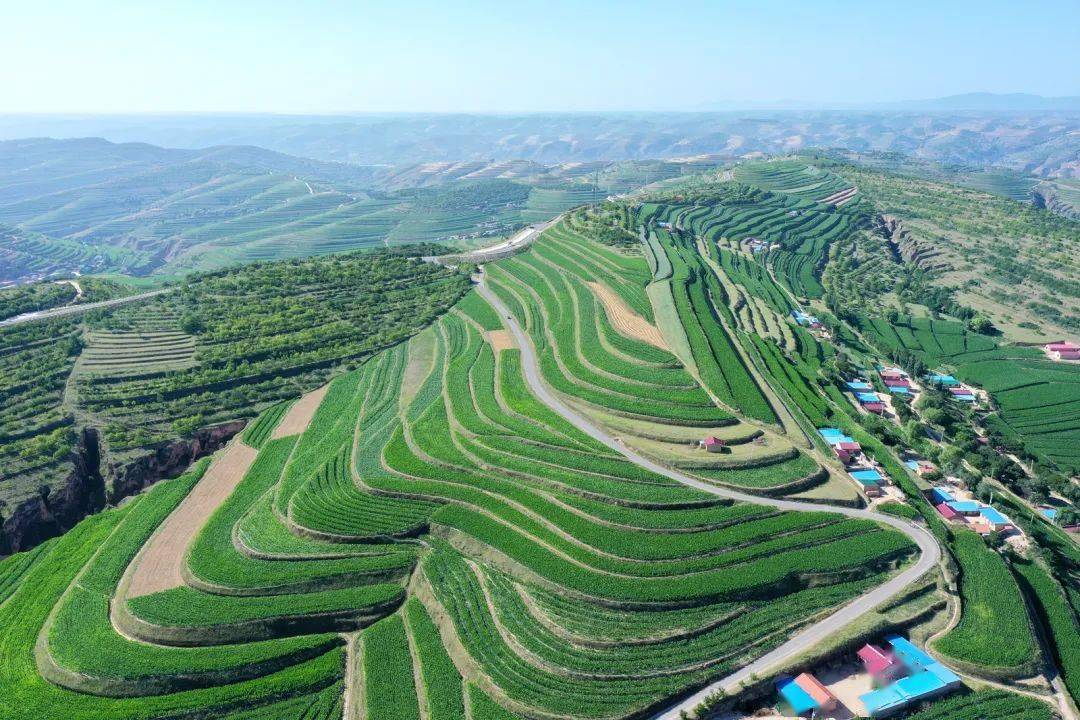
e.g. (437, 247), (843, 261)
(585, 281), (669, 350)
(126, 440), (259, 598)
(272, 384), (330, 439)
(484, 329), (515, 352)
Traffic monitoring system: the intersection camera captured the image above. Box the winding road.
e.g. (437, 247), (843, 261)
(0, 289), (170, 328)
(475, 278), (942, 720)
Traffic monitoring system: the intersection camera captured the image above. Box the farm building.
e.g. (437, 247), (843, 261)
(857, 643), (903, 683)
(791, 310), (821, 328)
(930, 487), (955, 504)
(819, 428), (855, 446)
(946, 500), (982, 516)
(775, 676), (817, 716)
(850, 469), (884, 496)
(859, 637), (961, 718)
(775, 672), (838, 716)
(947, 386), (976, 402)
(935, 503), (959, 520)
(977, 506), (1012, 531)
(863, 402), (887, 414)
(701, 436), (726, 453)
(856, 391), (881, 404)
(905, 459), (937, 476)
(926, 373), (959, 387)
(1045, 341), (1080, 361)
(846, 380), (873, 391)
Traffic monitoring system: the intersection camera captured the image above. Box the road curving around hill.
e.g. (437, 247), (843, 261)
(476, 276), (943, 720)
(0, 288), (170, 328)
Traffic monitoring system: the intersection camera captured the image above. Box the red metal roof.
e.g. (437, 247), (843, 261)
(837, 441), (861, 451)
(857, 644), (896, 675)
(793, 673), (836, 707)
(863, 402), (886, 413)
(936, 502), (958, 519)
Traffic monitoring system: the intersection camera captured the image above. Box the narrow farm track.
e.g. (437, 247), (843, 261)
(0, 288), (170, 327)
(476, 277), (943, 719)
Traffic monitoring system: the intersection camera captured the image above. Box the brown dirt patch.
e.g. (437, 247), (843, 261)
(585, 281), (668, 350)
(484, 329), (515, 352)
(127, 440), (259, 598)
(272, 384), (330, 439)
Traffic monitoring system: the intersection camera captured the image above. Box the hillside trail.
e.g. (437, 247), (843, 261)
(476, 276), (943, 720)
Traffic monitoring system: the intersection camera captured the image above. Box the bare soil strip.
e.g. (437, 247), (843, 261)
(272, 384), (330, 439)
(126, 440), (259, 598)
(585, 281), (669, 351)
(820, 186), (858, 205)
(484, 329), (515, 352)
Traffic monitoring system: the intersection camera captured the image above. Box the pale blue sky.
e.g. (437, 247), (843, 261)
(2, 0), (1077, 113)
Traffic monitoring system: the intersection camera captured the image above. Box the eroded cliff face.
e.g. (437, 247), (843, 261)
(878, 213), (952, 273)
(0, 420), (244, 555)
(0, 428), (105, 554)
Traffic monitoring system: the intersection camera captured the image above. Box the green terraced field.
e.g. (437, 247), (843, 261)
(5, 156), (1059, 720)
(0, 263), (918, 718)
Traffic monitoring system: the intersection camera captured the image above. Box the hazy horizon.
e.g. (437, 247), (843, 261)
(3, 0), (1078, 114)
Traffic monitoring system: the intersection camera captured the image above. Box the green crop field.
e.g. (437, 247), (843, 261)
(855, 312), (1080, 474)
(2, 145), (1068, 719)
(0, 264), (918, 718)
(933, 530), (1038, 674)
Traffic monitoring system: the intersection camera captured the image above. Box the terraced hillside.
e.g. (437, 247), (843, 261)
(856, 313), (1080, 475)
(5, 157), (1074, 719)
(0, 211), (928, 718)
(0, 139), (635, 284)
(0, 251), (469, 553)
(836, 161), (1079, 341)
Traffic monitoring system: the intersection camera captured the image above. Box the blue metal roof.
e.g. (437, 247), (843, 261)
(887, 636), (935, 670)
(932, 487), (955, 503)
(846, 381), (872, 390)
(776, 676), (818, 714)
(979, 507), (1009, 525)
(856, 391), (880, 403)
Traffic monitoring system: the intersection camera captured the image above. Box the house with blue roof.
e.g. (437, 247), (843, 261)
(859, 636), (961, 717)
(946, 500), (981, 515)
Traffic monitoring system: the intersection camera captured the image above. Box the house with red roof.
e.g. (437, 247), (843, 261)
(858, 643), (903, 683)
(793, 672), (838, 711)
(1045, 341), (1080, 361)
(702, 436), (726, 453)
(863, 402), (886, 414)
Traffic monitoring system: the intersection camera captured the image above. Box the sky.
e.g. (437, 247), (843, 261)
(2, 0), (1078, 114)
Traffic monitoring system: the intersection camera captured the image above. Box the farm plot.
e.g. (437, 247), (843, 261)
(933, 530), (1038, 676)
(77, 329), (196, 376)
(487, 222), (736, 426)
(0, 316), (82, 525)
(75, 252), (470, 460)
(856, 312), (1080, 473)
(1, 277), (919, 719)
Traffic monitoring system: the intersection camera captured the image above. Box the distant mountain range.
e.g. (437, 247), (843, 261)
(0, 97), (1076, 177)
(698, 92), (1080, 112)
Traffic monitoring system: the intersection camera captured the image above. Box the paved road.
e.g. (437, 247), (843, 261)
(476, 278), (942, 719)
(424, 218), (558, 265)
(0, 289), (170, 328)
